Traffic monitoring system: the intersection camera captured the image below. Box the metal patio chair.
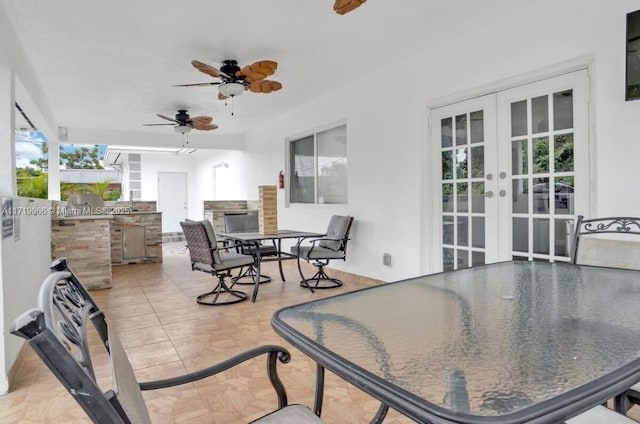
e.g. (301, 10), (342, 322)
(181, 219), (254, 305)
(291, 215), (353, 292)
(10, 259), (322, 424)
(571, 215), (640, 414)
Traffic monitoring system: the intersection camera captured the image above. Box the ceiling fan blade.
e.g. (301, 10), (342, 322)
(191, 60), (231, 79)
(334, 0), (367, 15)
(189, 116), (213, 126)
(173, 82), (222, 87)
(236, 60), (278, 82)
(247, 80), (283, 94)
(194, 122), (219, 131)
(143, 123), (175, 126)
(157, 114), (179, 123)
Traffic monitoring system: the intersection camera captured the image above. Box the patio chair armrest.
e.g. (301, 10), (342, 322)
(139, 345), (291, 408)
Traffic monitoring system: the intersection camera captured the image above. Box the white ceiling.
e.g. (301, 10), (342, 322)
(2, 0), (455, 143)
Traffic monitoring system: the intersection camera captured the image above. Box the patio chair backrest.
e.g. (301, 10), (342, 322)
(318, 215), (353, 252)
(10, 270), (152, 424)
(571, 215), (640, 270)
(181, 220), (223, 265)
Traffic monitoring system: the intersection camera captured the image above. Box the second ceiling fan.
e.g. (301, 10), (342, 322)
(143, 110), (218, 134)
(175, 59), (283, 100)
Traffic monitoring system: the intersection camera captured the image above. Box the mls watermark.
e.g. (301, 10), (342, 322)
(2, 206), (133, 216)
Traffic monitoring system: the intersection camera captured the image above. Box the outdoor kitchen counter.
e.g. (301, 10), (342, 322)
(51, 211), (163, 290)
(51, 214), (114, 289)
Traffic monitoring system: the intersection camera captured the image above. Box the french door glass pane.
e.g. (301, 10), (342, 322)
(470, 146), (484, 178)
(456, 148), (468, 178)
(472, 251), (485, 267)
(457, 216), (469, 246)
(511, 100), (527, 137)
(533, 137), (549, 173)
(441, 117), (453, 148)
(442, 151), (453, 179)
(512, 179), (528, 214)
(472, 217), (485, 248)
(457, 183), (468, 213)
(470, 111), (484, 143)
(531, 95), (549, 133)
(442, 183), (454, 212)
(471, 182), (485, 213)
(555, 176), (574, 215)
(513, 218), (528, 252)
(533, 218), (550, 254)
(554, 134), (574, 172)
(512, 140), (528, 175)
(555, 219), (572, 257)
(533, 177), (549, 214)
(455, 115), (467, 145)
(553, 90), (574, 130)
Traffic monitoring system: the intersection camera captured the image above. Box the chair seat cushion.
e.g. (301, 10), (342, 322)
(292, 245), (346, 260)
(194, 252), (254, 272)
(250, 404), (323, 423)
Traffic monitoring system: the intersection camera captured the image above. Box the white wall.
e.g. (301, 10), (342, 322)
(140, 150), (252, 222)
(230, 1), (640, 282)
(0, 198), (52, 394)
(194, 150), (253, 203)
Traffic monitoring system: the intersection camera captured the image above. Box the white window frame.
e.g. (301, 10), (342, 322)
(285, 120), (347, 207)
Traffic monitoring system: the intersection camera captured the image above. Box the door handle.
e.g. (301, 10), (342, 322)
(485, 191), (494, 198)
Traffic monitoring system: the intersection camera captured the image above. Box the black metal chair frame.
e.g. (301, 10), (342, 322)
(10, 258), (321, 423)
(181, 220), (257, 306)
(223, 213), (278, 286)
(294, 217), (353, 293)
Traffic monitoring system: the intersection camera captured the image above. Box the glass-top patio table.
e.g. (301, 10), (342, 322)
(272, 261), (640, 423)
(218, 230), (323, 302)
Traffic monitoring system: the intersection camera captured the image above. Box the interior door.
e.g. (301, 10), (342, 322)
(157, 172), (187, 233)
(431, 69), (590, 271)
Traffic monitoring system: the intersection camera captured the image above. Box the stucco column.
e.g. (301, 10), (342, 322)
(0, 65), (16, 196)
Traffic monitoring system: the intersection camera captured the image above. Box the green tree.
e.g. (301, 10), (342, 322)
(29, 142), (49, 171)
(60, 145), (104, 169)
(16, 169), (48, 198)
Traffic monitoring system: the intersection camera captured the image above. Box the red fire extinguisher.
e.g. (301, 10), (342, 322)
(278, 170), (285, 189)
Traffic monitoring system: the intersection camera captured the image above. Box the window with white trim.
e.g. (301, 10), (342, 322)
(288, 123), (347, 205)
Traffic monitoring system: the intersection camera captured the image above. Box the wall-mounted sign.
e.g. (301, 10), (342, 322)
(2, 197), (14, 239)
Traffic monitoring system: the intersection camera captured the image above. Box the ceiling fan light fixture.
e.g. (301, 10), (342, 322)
(174, 125), (192, 134)
(219, 82), (245, 97)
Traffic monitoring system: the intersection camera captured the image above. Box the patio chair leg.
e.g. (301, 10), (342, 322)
(196, 275), (247, 306)
(299, 260), (343, 292)
(233, 265), (271, 285)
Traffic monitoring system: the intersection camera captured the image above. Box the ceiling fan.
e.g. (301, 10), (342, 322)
(334, 0), (367, 15)
(174, 59), (282, 100)
(143, 109), (218, 134)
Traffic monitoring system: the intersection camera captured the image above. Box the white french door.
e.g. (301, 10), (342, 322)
(431, 69), (590, 271)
